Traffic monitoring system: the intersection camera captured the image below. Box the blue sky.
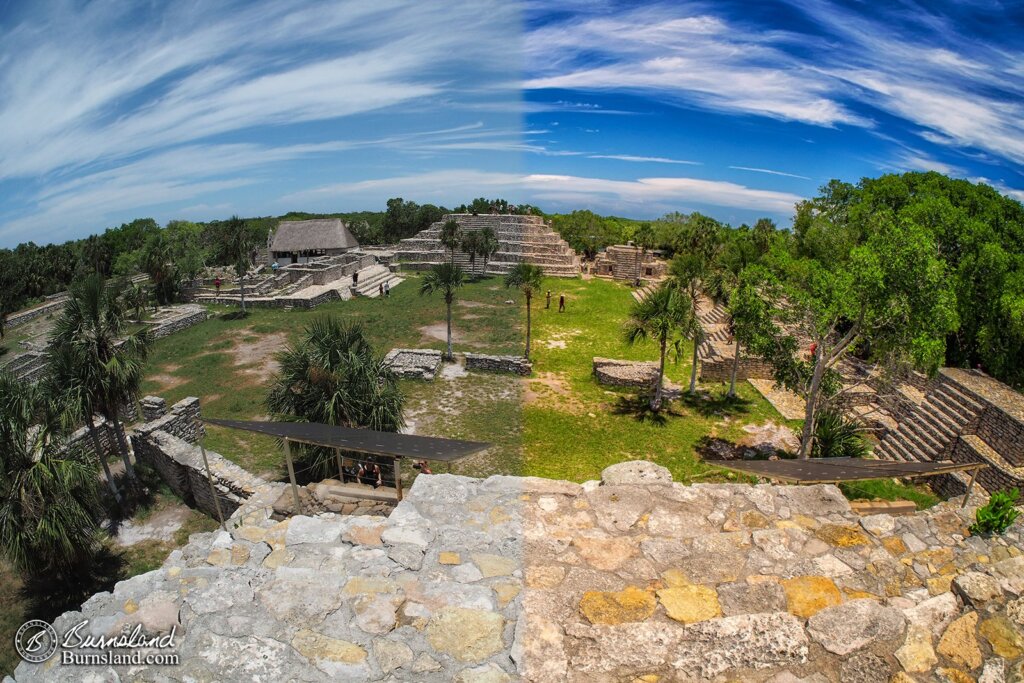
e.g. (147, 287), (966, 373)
(0, 0), (1022, 246)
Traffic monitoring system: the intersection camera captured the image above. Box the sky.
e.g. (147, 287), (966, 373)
(0, 0), (1022, 247)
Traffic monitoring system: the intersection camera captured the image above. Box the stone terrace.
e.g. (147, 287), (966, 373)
(394, 213), (580, 278)
(15, 461), (1024, 682)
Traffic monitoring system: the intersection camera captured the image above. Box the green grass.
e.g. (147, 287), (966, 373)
(839, 479), (941, 510)
(522, 277), (791, 483)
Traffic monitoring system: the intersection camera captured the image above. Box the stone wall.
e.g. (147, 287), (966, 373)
(593, 357), (658, 387)
(5, 294), (68, 329)
(465, 352), (532, 375)
(148, 307), (209, 340)
(383, 349), (443, 380)
(698, 354), (775, 383)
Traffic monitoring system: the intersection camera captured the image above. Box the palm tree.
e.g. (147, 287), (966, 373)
(420, 263), (467, 361)
(267, 318), (404, 479)
(624, 284), (691, 411)
(477, 226), (499, 275)
(123, 282), (149, 321)
(0, 372), (102, 580)
(504, 263), (544, 360)
(220, 216), (255, 313)
(51, 274), (149, 484)
(669, 254), (711, 394)
(439, 219), (462, 264)
(44, 343), (124, 505)
(460, 231), (481, 275)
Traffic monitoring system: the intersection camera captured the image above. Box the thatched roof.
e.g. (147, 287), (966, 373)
(270, 219), (358, 252)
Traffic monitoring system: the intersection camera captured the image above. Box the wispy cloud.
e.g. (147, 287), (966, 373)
(728, 166), (811, 180)
(591, 154), (701, 165)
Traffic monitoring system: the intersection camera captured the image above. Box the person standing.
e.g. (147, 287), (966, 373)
(545, 290), (552, 309)
(384, 281), (391, 298)
(214, 277), (221, 294)
(379, 282), (384, 298)
(558, 294), (565, 312)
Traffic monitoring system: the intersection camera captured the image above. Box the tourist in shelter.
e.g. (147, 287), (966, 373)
(559, 294), (566, 312)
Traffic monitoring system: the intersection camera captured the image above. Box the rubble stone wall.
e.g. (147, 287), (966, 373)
(465, 352), (532, 375)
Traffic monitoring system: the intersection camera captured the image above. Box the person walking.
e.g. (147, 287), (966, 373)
(379, 282), (384, 298)
(545, 290), (552, 309)
(558, 294), (565, 312)
(214, 277), (221, 294)
(384, 281), (391, 298)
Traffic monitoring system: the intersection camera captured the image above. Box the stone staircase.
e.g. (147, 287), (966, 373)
(351, 264), (403, 298)
(875, 375), (985, 464)
(395, 214), (580, 278)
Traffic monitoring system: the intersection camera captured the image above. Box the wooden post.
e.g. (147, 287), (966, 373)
(334, 447), (345, 482)
(284, 439), (302, 515)
(961, 466), (980, 508)
(199, 439), (227, 531)
(394, 457), (403, 502)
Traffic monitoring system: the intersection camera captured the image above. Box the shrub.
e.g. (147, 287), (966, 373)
(812, 410), (868, 458)
(970, 489), (1021, 535)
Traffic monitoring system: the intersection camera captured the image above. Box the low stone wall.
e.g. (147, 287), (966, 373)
(133, 396), (204, 444)
(3, 351), (48, 382)
(5, 295), (67, 329)
(699, 355), (775, 383)
(149, 307), (209, 340)
(465, 352), (532, 375)
(593, 357), (658, 387)
(975, 401), (1024, 469)
(383, 348), (443, 379)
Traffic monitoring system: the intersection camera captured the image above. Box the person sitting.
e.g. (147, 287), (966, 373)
(412, 460), (433, 474)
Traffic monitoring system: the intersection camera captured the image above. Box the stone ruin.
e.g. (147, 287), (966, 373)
(394, 213), (580, 278)
(384, 349), (445, 380)
(15, 457), (1024, 682)
(592, 244), (668, 282)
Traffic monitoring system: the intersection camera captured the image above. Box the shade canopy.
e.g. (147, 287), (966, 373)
(704, 457), (985, 484)
(204, 418), (490, 462)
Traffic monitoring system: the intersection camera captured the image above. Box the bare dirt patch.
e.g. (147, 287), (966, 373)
(457, 300), (495, 309)
(419, 323), (464, 344)
(540, 328), (583, 350)
(231, 331), (288, 377)
(149, 373), (186, 391)
(112, 505), (191, 547)
(523, 372), (588, 414)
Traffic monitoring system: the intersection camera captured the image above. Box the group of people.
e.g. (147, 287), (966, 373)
(341, 457), (432, 489)
(378, 281), (391, 298)
(545, 290), (566, 312)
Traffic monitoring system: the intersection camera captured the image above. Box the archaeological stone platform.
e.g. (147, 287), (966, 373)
(394, 213), (580, 278)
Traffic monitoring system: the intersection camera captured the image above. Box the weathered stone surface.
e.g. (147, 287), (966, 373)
(657, 585), (721, 624)
(781, 575), (842, 618)
(454, 663), (512, 683)
(816, 523), (871, 547)
(806, 599), (906, 656)
(425, 607), (504, 662)
(937, 611), (983, 670)
(860, 513), (897, 537)
(580, 586), (656, 625)
(990, 557), (1024, 595)
(600, 460), (672, 486)
(895, 625), (938, 672)
(979, 615), (1024, 658)
(472, 552), (517, 577)
(291, 629), (367, 676)
(953, 571), (1003, 606)
(903, 591), (959, 636)
(717, 580), (787, 616)
(286, 515), (343, 545)
(839, 651), (889, 683)
(372, 639), (414, 673)
(572, 534), (635, 571)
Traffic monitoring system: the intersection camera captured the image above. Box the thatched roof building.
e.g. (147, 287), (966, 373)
(270, 219), (359, 264)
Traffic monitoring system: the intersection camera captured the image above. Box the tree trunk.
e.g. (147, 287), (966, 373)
(109, 406), (137, 482)
(239, 274), (246, 313)
(653, 336), (667, 411)
(798, 344), (827, 459)
(689, 331), (700, 393)
(728, 338), (740, 398)
(525, 293), (532, 360)
(445, 298), (454, 361)
(88, 419), (122, 504)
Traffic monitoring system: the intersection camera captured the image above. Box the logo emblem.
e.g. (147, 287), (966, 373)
(15, 620), (58, 663)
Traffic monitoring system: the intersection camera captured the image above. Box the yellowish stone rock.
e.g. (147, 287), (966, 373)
(291, 629), (367, 664)
(657, 585), (721, 624)
(232, 525), (267, 543)
(489, 507), (511, 525)
(471, 553), (517, 578)
(937, 611), (982, 670)
(230, 544), (250, 565)
(580, 586), (656, 625)
(816, 524), (871, 547)
(882, 536), (908, 556)
(843, 589), (880, 601)
(979, 615), (1024, 659)
(895, 625), (937, 673)
(344, 576), (398, 596)
(573, 499), (590, 510)
(742, 510), (770, 529)
(775, 520), (801, 530)
(928, 575), (954, 595)
(439, 551), (461, 565)
(262, 548), (294, 569)
(426, 607), (504, 662)
(633, 676), (660, 683)
(525, 565), (566, 589)
(661, 569), (690, 588)
(890, 673), (916, 683)
(343, 523), (384, 547)
(167, 566), (181, 578)
(781, 576), (842, 618)
(206, 548), (230, 566)
(572, 536), (635, 571)
(124, 599), (138, 614)
(793, 514), (820, 530)
(493, 582), (520, 607)
(937, 668), (974, 683)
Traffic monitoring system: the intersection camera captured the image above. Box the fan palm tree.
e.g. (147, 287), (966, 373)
(460, 231), (481, 275)
(266, 318), (404, 480)
(420, 263), (467, 361)
(504, 263), (544, 360)
(477, 226), (499, 275)
(51, 274), (149, 484)
(0, 372), (102, 580)
(669, 254), (711, 394)
(44, 343), (124, 505)
(439, 219), (462, 264)
(624, 284), (692, 411)
(123, 282), (149, 321)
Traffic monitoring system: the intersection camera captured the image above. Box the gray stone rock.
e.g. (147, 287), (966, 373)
(717, 580), (787, 616)
(990, 557), (1024, 595)
(454, 663), (512, 682)
(860, 513), (896, 537)
(807, 599), (906, 656)
(372, 638), (414, 673)
(903, 592), (959, 636)
(953, 571), (1003, 606)
(386, 543), (424, 571)
(839, 651), (888, 683)
(600, 460), (673, 486)
(286, 515), (343, 546)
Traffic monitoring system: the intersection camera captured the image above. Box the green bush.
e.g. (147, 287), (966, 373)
(970, 489), (1021, 535)
(812, 410), (868, 458)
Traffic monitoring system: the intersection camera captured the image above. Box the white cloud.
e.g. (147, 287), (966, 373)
(728, 166), (811, 180)
(591, 155), (701, 165)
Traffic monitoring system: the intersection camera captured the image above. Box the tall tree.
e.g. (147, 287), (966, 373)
(420, 262), (467, 361)
(217, 216), (257, 313)
(51, 274), (149, 482)
(440, 219), (462, 263)
(669, 255), (708, 394)
(725, 268), (777, 398)
(0, 372), (102, 581)
(477, 226), (500, 275)
(624, 284), (691, 411)
(460, 231), (482, 276)
(504, 263), (544, 360)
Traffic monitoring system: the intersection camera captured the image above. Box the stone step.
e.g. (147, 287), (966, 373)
(934, 382), (986, 415)
(924, 390), (975, 428)
(901, 411), (948, 454)
(914, 404), (960, 443)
